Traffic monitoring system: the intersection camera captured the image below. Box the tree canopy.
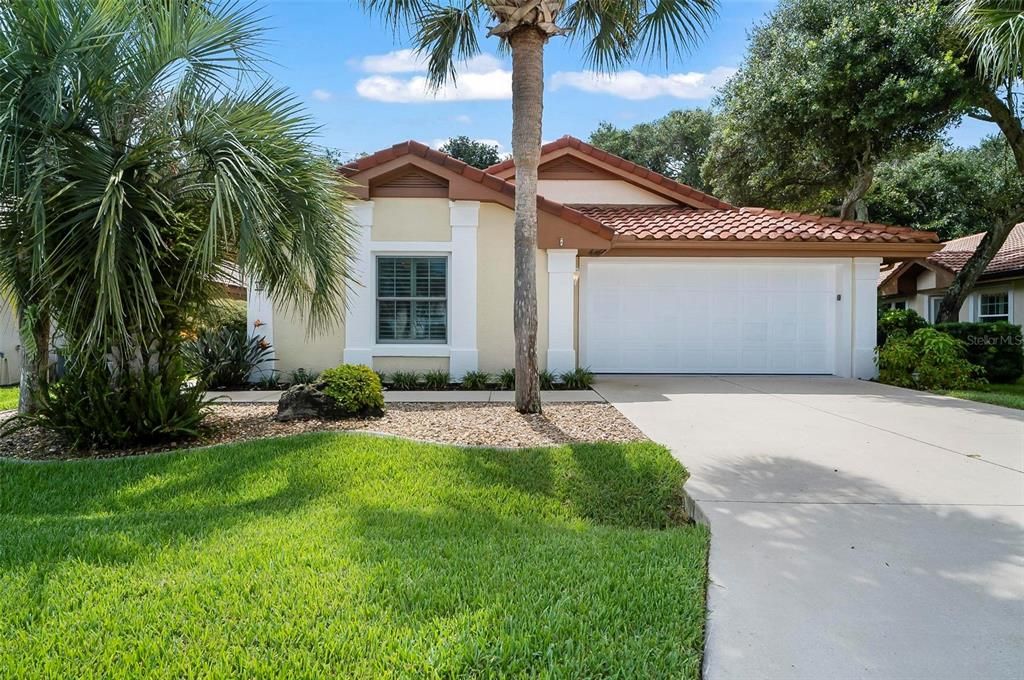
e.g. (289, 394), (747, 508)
(703, 0), (967, 219)
(866, 136), (1024, 240)
(589, 110), (715, 192)
(439, 136), (502, 169)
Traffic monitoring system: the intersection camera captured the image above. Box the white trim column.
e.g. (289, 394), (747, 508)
(449, 201), (480, 379)
(343, 200), (375, 367)
(246, 281), (276, 381)
(547, 249), (578, 374)
(833, 260), (853, 378)
(852, 257), (882, 379)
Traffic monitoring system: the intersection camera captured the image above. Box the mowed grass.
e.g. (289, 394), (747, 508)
(0, 433), (709, 679)
(0, 385), (17, 411)
(939, 378), (1024, 410)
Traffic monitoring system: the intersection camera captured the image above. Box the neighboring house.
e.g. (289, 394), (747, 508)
(251, 136), (938, 381)
(0, 300), (20, 386)
(878, 224), (1024, 326)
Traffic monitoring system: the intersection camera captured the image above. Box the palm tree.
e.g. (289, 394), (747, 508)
(360, 0), (718, 413)
(936, 0), (1023, 322)
(0, 0), (355, 414)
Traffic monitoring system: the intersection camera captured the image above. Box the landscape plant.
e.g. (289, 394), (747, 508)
(560, 367), (595, 390)
(319, 364), (385, 417)
(877, 328), (985, 390)
(538, 369), (557, 391)
(389, 371), (422, 391)
(0, 0), (354, 440)
(360, 0), (719, 413)
(460, 370), (491, 391)
(935, 321), (1024, 383)
(422, 369), (451, 390)
(183, 328), (274, 390)
(877, 308), (930, 346)
(497, 368), (516, 391)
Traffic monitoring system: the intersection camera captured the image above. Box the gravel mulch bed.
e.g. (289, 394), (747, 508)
(0, 402), (647, 461)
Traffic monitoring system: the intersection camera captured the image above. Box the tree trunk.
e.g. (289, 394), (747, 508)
(17, 308), (49, 415)
(838, 164), (874, 222)
(508, 27), (545, 414)
(937, 84), (1024, 322)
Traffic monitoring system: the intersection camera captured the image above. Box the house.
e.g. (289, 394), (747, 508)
(878, 224), (1024, 325)
(0, 300), (20, 386)
(250, 136), (939, 381)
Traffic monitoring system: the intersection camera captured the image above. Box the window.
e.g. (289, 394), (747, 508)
(881, 300), (907, 311)
(928, 296), (943, 323)
(977, 292), (1010, 323)
(376, 256), (448, 343)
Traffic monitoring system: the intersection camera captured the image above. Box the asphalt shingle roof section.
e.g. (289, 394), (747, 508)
(573, 205), (939, 244)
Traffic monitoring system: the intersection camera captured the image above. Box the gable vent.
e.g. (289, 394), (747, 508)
(539, 155), (616, 180)
(371, 167), (449, 197)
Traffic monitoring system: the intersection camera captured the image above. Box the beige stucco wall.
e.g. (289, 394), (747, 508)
(536, 179), (673, 205)
(372, 197), (451, 242)
(374, 357), (449, 374)
(271, 300), (345, 378)
(0, 300), (21, 386)
(476, 202), (550, 373)
(905, 269), (1024, 326)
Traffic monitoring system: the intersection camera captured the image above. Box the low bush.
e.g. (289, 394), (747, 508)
(877, 308), (929, 346)
(934, 321), (1023, 384)
(190, 299), (247, 337)
(183, 327), (273, 389)
(290, 368), (319, 386)
(319, 364), (385, 417)
(423, 369), (450, 390)
(538, 369), (557, 391)
(460, 370), (491, 390)
(8, 357), (209, 450)
(389, 371), (421, 391)
(560, 367), (595, 390)
(497, 368), (515, 391)
(877, 328), (985, 391)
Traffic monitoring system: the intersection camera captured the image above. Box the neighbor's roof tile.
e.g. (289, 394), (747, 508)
(927, 224), (1024, 276)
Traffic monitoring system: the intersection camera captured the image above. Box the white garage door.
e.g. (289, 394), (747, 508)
(581, 259), (837, 374)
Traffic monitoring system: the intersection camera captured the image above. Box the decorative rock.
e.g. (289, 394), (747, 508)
(275, 383), (382, 422)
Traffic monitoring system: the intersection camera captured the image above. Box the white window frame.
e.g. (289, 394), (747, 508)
(974, 289), (1012, 323)
(928, 295), (943, 323)
(881, 299), (907, 311)
(375, 254), (450, 345)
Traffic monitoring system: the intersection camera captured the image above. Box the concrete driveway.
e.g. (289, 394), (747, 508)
(594, 375), (1024, 680)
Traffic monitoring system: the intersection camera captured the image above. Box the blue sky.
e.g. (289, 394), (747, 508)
(263, 0), (996, 158)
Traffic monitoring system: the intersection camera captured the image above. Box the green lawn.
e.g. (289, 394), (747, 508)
(0, 433), (709, 678)
(0, 385), (17, 411)
(939, 378), (1024, 410)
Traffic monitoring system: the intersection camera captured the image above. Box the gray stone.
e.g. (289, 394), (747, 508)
(275, 383), (383, 422)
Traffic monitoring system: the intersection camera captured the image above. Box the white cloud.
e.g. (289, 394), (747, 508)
(550, 66), (736, 100)
(357, 70), (511, 103)
(358, 49), (504, 75)
(453, 114), (472, 124)
(355, 50), (511, 103)
(311, 88), (333, 102)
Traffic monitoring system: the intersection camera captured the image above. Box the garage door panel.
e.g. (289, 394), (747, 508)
(583, 260), (836, 374)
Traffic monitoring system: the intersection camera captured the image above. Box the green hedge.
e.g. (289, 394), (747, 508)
(320, 364), (385, 416)
(934, 322), (1023, 384)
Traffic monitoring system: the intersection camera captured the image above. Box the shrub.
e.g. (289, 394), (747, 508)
(422, 369), (450, 390)
(389, 371), (421, 391)
(538, 369), (557, 390)
(877, 328), (985, 390)
(375, 370), (387, 386)
(183, 327), (273, 389)
(560, 367), (595, 390)
(191, 299), (248, 337)
(460, 370), (491, 390)
(8, 356), (209, 450)
(319, 364), (385, 417)
(934, 321), (1023, 384)
(877, 308), (929, 346)
(497, 368), (515, 391)
(290, 368), (319, 386)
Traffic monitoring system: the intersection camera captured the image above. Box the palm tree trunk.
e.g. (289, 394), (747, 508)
(937, 82), (1024, 322)
(509, 27), (545, 414)
(17, 308), (49, 415)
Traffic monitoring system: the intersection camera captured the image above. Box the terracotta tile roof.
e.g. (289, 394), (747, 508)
(485, 135), (734, 211)
(573, 205), (939, 244)
(927, 223), (1024, 276)
(339, 140), (612, 239)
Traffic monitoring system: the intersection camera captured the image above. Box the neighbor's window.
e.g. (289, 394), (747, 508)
(377, 256), (448, 343)
(928, 296), (943, 323)
(977, 292), (1010, 323)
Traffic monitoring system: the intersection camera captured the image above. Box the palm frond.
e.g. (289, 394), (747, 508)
(954, 0), (1024, 83)
(415, 4), (483, 88)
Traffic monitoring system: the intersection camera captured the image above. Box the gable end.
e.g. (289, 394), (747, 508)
(370, 166), (449, 198)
